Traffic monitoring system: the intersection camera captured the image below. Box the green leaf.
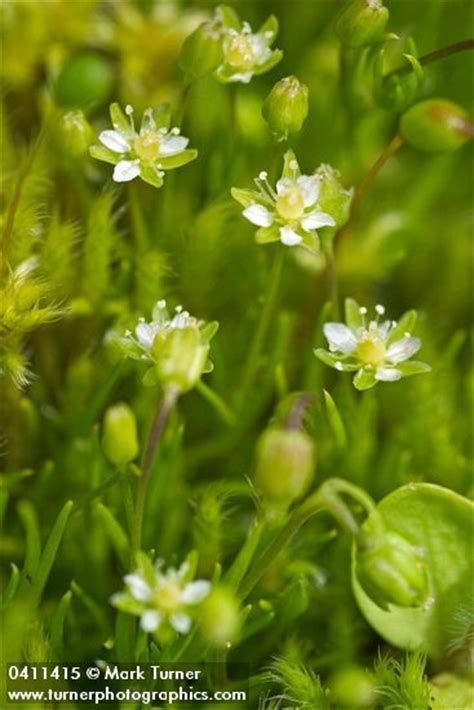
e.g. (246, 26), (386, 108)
(224, 520), (264, 593)
(387, 310), (418, 344)
(216, 4), (241, 30)
(344, 298), (363, 330)
(396, 361), (432, 377)
(158, 148), (198, 170)
(50, 590), (72, 658)
(258, 14), (279, 42)
(89, 145), (118, 165)
(110, 102), (132, 135)
(281, 149), (300, 180)
(231, 187), (261, 208)
(255, 225), (280, 244)
(17, 500), (42, 582)
(1, 563), (20, 607)
(353, 369), (377, 390)
(30, 500), (73, 607)
(254, 49), (284, 76)
(139, 164), (164, 188)
(201, 320), (219, 341)
(323, 390), (347, 449)
(352, 483), (474, 660)
(94, 503), (129, 569)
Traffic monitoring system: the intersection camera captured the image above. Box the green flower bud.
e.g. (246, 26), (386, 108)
(155, 326), (210, 394)
(199, 587), (240, 648)
(330, 665), (375, 707)
(179, 20), (224, 81)
(262, 76), (309, 140)
(54, 52), (114, 108)
(400, 99), (473, 152)
(102, 403), (139, 466)
(255, 428), (315, 510)
(316, 164), (353, 228)
(60, 110), (94, 157)
(335, 0), (389, 48)
(355, 531), (428, 609)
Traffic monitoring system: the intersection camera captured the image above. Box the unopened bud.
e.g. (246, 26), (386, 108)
(102, 403), (139, 466)
(179, 20), (224, 81)
(262, 76), (309, 140)
(316, 164), (353, 228)
(200, 587), (240, 648)
(400, 99), (473, 152)
(355, 531), (428, 609)
(335, 0), (389, 48)
(255, 428), (315, 510)
(155, 326), (209, 394)
(60, 110), (94, 156)
(330, 665), (375, 707)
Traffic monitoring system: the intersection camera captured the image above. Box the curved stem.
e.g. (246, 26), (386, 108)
(335, 133), (404, 248)
(384, 38), (474, 81)
(196, 380), (237, 427)
(237, 247), (285, 411)
(132, 386), (179, 558)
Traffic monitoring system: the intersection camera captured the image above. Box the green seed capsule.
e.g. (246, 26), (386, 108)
(262, 76), (309, 140)
(60, 110), (94, 156)
(400, 99), (473, 152)
(54, 52), (114, 108)
(179, 20), (224, 81)
(255, 428), (315, 510)
(316, 164), (353, 229)
(102, 403), (139, 467)
(155, 326), (209, 394)
(200, 587), (240, 648)
(335, 0), (389, 48)
(355, 531), (428, 609)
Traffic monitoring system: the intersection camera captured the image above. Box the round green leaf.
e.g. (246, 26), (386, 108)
(352, 482), (473, 660)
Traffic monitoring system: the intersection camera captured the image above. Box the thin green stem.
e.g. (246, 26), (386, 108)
(119, 465), (135, 545)
(196, 380), (237, 427)
(324, 240), (340, 318)
(384, 38), (474, 81)
(335, 133), (404, 248)
(128, 182), (148, 252)
(131, 386), (179, 558)
(237, 247), (285, 411)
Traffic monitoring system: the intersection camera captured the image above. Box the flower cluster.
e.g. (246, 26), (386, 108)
(90, 103), (197, 187)
(232, 151), (339, 252)
(315, 299), (431, 390)
(213, 5), (282, 84)
(111, 557), (211, 637)
(109, 299), (218, 393)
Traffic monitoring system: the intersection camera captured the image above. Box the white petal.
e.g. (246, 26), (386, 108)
(140, 610), (161, 632)
(159, 135), (189, 155)
(124, 573), (153, 602)
(135, 322), (157, 349)
(113, 160), (140, 182)
(375, 367), (403, 381)
(297, 175), (320, 207)
(301, 211), (336, 232)
(276, 177), (292, 194)
(170, 613), (192, 634)
(227, 71), (253, 83)
(323, 323), (357, 354)
(99, 130), (130, 153)
(249, 34), (271, 64)
(181, 580), (211, 605)
(242, 204), (274, 227)
(386, 336), (421, 364)
(279, 226), (302, 246)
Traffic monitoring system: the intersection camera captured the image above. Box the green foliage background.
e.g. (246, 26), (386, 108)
(1, 0), (472, 707)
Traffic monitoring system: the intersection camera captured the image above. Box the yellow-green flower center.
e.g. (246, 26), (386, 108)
(156, 580), (181, 612)
(356, 337), (386, 366)
(276, 186), (305, 221)
(226, 35), (254, 69)
(134, 132), (161, 161)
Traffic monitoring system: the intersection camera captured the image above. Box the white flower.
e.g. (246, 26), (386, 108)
(214, 11), (282, 84)
(90, 103), (197, 188)
(232, 151), (337, 252)
(111, 559), (211, 636)
(315, 300), (431, 390)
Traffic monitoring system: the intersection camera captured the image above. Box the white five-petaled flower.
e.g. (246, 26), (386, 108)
(111, 560), (211, 636)
(213, 8), (282, 84)
(231, 151), (337, 252)
(90, 103), (197, 188)
(315, 300), (431, 390)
